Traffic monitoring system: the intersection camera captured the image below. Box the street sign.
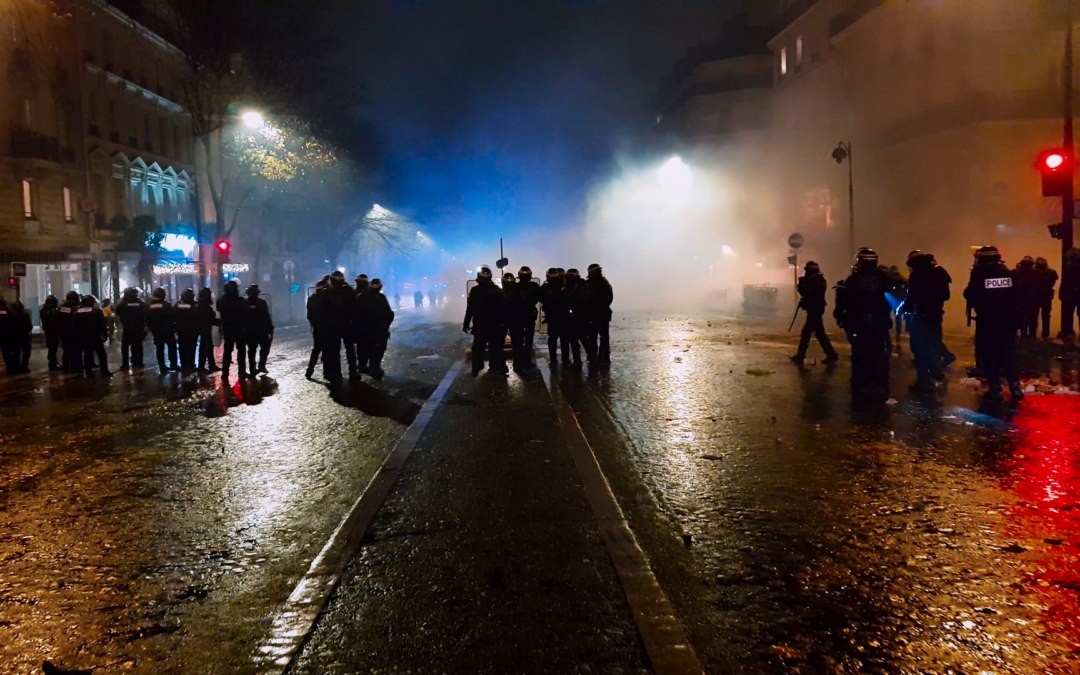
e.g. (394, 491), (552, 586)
(788, 233), (804, 249)
(11, 262), (26, 277)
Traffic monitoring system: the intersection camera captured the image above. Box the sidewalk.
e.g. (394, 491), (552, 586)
(290, 370), (651, 674)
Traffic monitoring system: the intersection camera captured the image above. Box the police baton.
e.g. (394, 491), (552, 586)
(788, 307), (801, 332)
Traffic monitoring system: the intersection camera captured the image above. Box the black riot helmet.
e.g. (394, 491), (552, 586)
(123, 287), (139, 300)
(587, 263), (602, 278)
(1018, 255), (1035, 269)
(329, 270), (346, 286)
(223, 280), (240, 296)
(518, 266), (533, 281)
(502, 272), (515, 284)
(1035, 256), (1049, 270)
(152, 287), (167, 300)
(198, 287), (212, 302)
(369, 278), (383, 291)
(181, 288), (196, 303)
(355, 274), (369, 291)
(246, 284), (260, 298)
(44, 294), (58, 306)
(477, 266), (493, 280)
(65, 290), (81, 304)
(804, 261), (821, 275)
(975, 245), (1001, 266)
(854, 247), (879, 271)
(81, 294), (96, 307)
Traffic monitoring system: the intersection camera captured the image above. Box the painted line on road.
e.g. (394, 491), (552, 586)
(540, 361), (704, 675)
(253, 360), (465, 674)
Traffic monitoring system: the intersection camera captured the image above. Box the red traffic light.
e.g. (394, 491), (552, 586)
(1037, 149), (1074, 197)
(215, 240), (231, 254)
(7, 277), (15, 287)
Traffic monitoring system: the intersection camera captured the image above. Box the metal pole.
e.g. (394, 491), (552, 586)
(1064, 4), (1075, 261)
(848, 143), (855, 261)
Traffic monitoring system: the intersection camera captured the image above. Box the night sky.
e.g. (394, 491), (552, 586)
(336, 0), (739, 244)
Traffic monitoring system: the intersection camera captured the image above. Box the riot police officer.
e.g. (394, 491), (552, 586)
(348, 275), (369, 378)
(463, 267), (507, 376)
(964, 245), (1023, 401)
(504, 266), (540, 372)
(1034, 257), (1058, 340)
(244, 284), (274, 375)
(174, 289), (200, 372)
(145, 287), (178, 372)
(7, 301), (32, 374)
(564, 268), (596, 367)
(790, 261), (839, 365)
(216, 280), (248, 380)
(196, 288), (220, 372)
(115, 287), (147, 370)
(76, 294), (111, 376)
(306, 278), (330, 379)
(39, 295), (61, 370)
(585, 263), (613, 369)
(539, 268), (569, 366)
(59, 290), (83, 373)
(1012, 256), (1039, 338)
(834, 248), (893, 403)
(905, 251), (951, 392)
(322, 271), (355, 383)
(357, 278), (395, 379)
(0, 299), (14, 375)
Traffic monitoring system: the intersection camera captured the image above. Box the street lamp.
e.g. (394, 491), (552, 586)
(241, 110), (265, 130)
(657, 156), (692, 204)
(832, 141), (855, 260)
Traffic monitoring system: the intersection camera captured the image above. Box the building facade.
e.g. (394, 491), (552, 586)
(1, 0), (198, 321)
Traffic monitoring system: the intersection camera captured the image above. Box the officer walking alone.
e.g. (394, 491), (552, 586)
(790, 261), (839, 366)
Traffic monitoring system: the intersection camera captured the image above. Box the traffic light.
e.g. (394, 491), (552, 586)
(214, 240), (231, 263)
(7, 277), (15, 287)
(1037, 149), (1074, 197)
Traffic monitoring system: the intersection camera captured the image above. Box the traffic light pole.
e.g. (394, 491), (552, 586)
(1064, 3), (1075, 258)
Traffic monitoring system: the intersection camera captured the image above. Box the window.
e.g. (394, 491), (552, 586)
(796, 36), (803, 66)
(63, 187), (74, 222)
(22, 180), (35, 219)
(780, 47), (788, 76)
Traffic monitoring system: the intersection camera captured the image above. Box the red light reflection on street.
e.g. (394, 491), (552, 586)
(1000, 396), (1080, 648)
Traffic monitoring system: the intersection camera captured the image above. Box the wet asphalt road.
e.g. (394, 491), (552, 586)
(3, 309), (1080, 674)
(0, 311), (464, 674)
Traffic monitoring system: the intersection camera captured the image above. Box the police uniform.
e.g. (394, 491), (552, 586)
(243, 286), (274, 375)
(59, 291), (83, 373)
(906, 252), (951, 391)
(964, 249), (1022, 400)
(115, 290), (147, 370)
(791, 263), (838, 365)
(834, 250), (893, 402)
(216, 281), (248, 379)
(463, 269), (507, 375)
(39, 296), (62, 370)
(76, 296), (110, 376)
(146, 290), (178, 372)
(196, 289), (220, 371)
(356, 279), (394, 379)
(174, 290), (200, 371)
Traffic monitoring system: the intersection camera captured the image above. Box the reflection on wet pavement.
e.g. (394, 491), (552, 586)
(562, 314), (1080, 674)
(0, 321), (462, 674)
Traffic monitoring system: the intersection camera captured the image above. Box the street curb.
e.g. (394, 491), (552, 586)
(540, 361), (704, 675)
(252, 360), (465, 674)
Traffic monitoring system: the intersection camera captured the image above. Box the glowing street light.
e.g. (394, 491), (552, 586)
(657, 156), (692, 204)
(242, 110), (265, 130)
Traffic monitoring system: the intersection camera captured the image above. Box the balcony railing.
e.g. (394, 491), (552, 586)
(10, 127), (75, 163)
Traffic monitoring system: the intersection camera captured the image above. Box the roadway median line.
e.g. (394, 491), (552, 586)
(540, 360), (704, 675)
(253, 360), (465, 674)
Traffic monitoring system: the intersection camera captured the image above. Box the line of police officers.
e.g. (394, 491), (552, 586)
(795, 245), (1058, 404)
(463, 263), (613, 376)
(0, 280), (274, 380)
(305, 271), (395, 383)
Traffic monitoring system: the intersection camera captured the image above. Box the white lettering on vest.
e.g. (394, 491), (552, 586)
(985, 277), (1012, 289)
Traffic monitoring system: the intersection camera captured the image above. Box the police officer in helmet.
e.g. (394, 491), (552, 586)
(146, 287), (179, 372)
(115, 287), (147, 370)
(59, 290), (83, 373)
(964, 245), (1023, 402)
(174, 289), (200, 372)
(833, 248), (893, 403)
